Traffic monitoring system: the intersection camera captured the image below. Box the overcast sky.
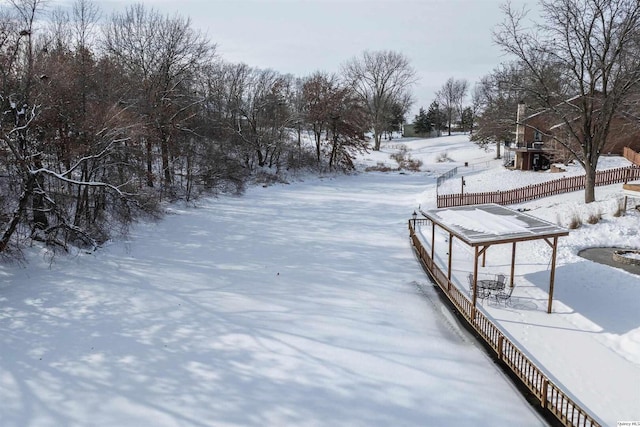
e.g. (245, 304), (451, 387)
(77, 0), (535, 119)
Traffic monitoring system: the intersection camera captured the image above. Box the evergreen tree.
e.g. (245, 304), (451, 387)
(460, 107), (474, 133)
(426, 101), (446, 134)
(413, 107), (431, 134)
(385, 101), (406, 138)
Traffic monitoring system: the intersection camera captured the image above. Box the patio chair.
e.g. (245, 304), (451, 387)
(495, 285), (514, 305)
(468, 273), (490, 302)
(478, 287), (491, 301)
(496, 273), (507, 290)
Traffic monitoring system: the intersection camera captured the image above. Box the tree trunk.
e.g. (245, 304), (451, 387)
(584, 164), (596, 203)
(0, 175), (34, 252)
(314, 128), (322, 163)
(329, 134), (338, 169)
(146, 138), (154, 187)
(161, 138), (171, 185)
(32, 158), (49, 230)
(256, 144), (265, 168)
(374, 131), (382, 151)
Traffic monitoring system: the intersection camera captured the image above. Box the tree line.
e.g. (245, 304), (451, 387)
(412, 77), (474, 137)
(0, 0), (416, 256)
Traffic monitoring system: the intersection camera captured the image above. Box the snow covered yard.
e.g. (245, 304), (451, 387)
(1, 133), (639, 426)
(406, 136), (640, 427)
(413, 199), (640, 426)
(0, 141), (546, 427)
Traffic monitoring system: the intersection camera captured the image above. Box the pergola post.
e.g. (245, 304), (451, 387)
(547, 236), (559, 313)
(431, 221), (435, 260)
(447, 232), (453, 281)
(472, 246), (479, 311)
(510, 242), (517, 287)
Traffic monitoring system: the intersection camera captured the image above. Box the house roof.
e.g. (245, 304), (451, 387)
(420, 203), (569, 246)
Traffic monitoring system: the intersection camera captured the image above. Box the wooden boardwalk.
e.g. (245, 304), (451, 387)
(409, 218), (601, 427)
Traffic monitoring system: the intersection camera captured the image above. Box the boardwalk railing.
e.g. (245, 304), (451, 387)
(408, 218), (601, 427)
(437, 165), (640, 208)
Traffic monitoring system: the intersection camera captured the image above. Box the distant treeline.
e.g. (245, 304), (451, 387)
(0, 0), (415, 256)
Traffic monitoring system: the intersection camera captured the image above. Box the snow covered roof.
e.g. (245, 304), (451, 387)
(420, 203), (569, 246)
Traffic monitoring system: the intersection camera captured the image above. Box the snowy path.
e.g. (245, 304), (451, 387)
(0, 172), (546, 426)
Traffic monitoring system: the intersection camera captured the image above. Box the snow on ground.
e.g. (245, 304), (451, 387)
(0, 136), (546, 427)
(0, 133), (638, 426)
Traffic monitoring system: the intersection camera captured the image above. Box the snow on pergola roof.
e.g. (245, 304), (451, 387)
(420, 203), (569, 246)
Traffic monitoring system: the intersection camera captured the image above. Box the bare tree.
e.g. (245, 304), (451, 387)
(472, 63), (538, 159)
(342, 50), (416, 151)
(300, 72), (368, 169)
(436, 77), (468, 136)
(0, 0), (48, 251)
(302, 71), (339, 163)
(325, 84), (369, 170)
(103, 4), (214, 192)
(185, 61), (249, 196)
(495, 0), (640, 203)
(228, 67), (294, 170)
(1, 0), (159, 254)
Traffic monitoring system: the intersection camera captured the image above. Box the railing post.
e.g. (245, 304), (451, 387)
(497, 335), (504, 361)
(541, 378), (548, 408)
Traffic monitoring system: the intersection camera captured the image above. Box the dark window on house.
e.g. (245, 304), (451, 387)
(534, 130), (542, 142)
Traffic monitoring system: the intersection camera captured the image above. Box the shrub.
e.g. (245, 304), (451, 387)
(403, 158), (423, 172)
(365, 162), (397, 172)
(390, 145), (408, 164)
(390, 146), (422, 171)
(436, 151), (452, 163)
(612, 199), (626, 217)
(567, 212), (582, 229)
(586, 210), (602, 224)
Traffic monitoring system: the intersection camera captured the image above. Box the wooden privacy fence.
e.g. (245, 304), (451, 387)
(437, 165), (640, 208)
(408, 218), (601, 427)
(624, 147), (640, 166)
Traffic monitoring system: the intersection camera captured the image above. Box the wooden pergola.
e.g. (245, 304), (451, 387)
(419, 203), (569, 314)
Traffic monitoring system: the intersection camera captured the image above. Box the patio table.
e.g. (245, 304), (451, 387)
(476, 279), (505, 300)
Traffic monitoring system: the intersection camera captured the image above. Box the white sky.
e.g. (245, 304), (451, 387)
(78, 0), (537, 119)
